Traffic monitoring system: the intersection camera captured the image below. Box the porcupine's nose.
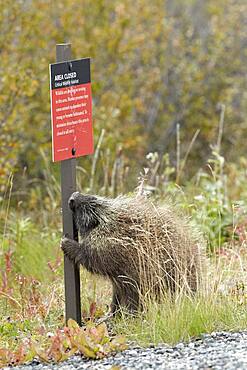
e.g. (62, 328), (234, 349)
(68, 191), (80, 211)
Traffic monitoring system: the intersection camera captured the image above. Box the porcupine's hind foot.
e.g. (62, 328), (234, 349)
(110, 283), (122, 316)
(60, 236), (81, 263)
(111, 282), (141, 316)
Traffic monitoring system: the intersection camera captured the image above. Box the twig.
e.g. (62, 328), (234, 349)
(177, 129), (200, 183)
(216, 104), (226, 155)
(176, 123), (180, 184)
(0, 290), (22, 308)
(90, 129), (105, 192)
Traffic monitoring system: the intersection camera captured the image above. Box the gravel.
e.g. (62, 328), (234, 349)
(4, 331), (247, 370)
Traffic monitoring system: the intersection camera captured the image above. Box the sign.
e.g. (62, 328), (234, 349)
(49, 58), (94, 162)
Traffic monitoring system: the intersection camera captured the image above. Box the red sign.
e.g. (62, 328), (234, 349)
(49, 58), (94, 162)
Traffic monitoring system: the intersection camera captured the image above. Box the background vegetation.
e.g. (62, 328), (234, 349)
(0, 0), (247, 366)
(1, 0), (246, 195)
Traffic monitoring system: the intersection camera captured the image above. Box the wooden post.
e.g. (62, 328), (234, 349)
(56, 43), (81, 325)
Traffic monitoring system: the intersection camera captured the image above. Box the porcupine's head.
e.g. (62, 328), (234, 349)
(68, 192), (108, 234)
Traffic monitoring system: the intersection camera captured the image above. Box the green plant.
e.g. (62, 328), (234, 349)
(0, 319), (127, 367)
(190, 150), (232, 252)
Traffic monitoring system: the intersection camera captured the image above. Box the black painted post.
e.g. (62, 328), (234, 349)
(56, 43), (81, 325)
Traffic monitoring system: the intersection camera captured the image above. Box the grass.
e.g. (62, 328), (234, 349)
(1, 215), (61, 281)
(113, 251), (247, 345)
(113, 295), (247, 346)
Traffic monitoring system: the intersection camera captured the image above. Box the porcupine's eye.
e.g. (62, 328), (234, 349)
(87, 216), (100, 231)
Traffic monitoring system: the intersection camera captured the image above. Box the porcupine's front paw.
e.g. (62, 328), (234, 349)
(60, 236), (80, 262)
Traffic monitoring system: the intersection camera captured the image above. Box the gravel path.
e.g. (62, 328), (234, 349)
(4, 331), (247, 370)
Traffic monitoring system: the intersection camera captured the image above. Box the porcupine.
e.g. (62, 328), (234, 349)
(61, 192), (202, 314)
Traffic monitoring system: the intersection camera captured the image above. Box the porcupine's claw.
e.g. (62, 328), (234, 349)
(60, 236), (80, 262)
